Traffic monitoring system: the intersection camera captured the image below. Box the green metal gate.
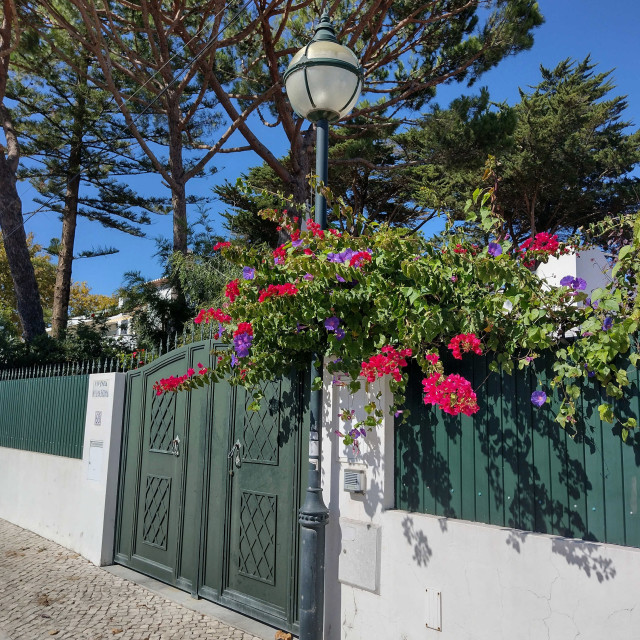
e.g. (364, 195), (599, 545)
(114, 340), (308, 632)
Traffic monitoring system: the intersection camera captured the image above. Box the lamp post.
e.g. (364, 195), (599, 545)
(284, 12), (363, 640)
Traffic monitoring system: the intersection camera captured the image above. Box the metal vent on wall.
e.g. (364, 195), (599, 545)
(344, 469), (365, 493)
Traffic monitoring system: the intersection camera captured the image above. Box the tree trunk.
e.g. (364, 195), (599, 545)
(171, 179), (187, 254)
(51, 68), (86, 339)
(50, 163), (80, 338)
(0, 152), (45, 341)
(289, 127), (315, 214)
(167, 93), (187, 255)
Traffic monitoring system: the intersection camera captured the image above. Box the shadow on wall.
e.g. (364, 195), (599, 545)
(396, 355), (640, 580)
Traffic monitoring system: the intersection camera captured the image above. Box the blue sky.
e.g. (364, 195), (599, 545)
(21, 0), (640, 296)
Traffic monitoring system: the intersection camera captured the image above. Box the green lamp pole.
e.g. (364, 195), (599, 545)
(284, 12), (363, 640)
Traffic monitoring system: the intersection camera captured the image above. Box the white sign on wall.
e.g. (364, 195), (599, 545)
(87, 440), (104, 481)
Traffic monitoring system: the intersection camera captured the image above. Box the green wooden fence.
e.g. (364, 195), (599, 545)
(0, 375), (89, 458)
(396, 353), (640, 547)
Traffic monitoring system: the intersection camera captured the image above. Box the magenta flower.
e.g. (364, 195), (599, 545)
(531, 390), (547, 407)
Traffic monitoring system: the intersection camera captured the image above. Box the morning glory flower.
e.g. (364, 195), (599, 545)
(324, 316), (340, 332)
(488, 242), (502, 257)
(531, 390), (547, 407)
(335, 327), (346, 341)
(292, 239), (303, 248)
(303, 273), (314, 281)
(242, 267), (255, 280)
(560, 275), (587, 290)
(574, 278), (587, 290)
(602, 316), (613, 331)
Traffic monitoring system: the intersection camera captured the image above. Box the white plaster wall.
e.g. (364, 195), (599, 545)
(321, 373), (640, 640)
(0, 373), (125, 566)
(536, 247), (611, 295)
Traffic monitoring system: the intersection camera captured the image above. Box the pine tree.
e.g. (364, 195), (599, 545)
(0, 0), (45, 341)
(9, 24), (164, 337)
(202, 0), (543, 209)
(398, 58), (640, 241)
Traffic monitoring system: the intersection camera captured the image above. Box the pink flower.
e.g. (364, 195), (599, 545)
(422, 373), (479, 416)
(448, 333), (483, 360)
(225, 279), (240, 302)
(257, 283), (299, 303)
(360, 346), (412, 383)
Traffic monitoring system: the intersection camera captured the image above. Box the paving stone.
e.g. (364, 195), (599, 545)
(0, 520), (266, 640)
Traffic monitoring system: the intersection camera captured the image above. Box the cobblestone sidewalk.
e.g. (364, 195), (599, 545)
(0, 519), (264, 640)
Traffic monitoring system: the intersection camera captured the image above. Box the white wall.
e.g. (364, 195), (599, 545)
(0, 373), (125, 566)
(536, 247), (611, 295)
(321, 373), (640, 640)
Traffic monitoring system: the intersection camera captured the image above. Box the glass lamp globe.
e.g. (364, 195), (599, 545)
(284, 13), (363, 122)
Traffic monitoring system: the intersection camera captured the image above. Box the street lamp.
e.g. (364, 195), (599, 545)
(284, 12), (363, 640)
(284, 11), (363, 227)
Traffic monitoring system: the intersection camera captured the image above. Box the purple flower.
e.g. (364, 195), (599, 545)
(296, 323), (308, 333)
(560, 275), (587, 291)
(394, 410), (404, 418)
(602, 316), (613, 331)
(531, 390), (547, 407)
(584, 364), (596, 379)
(230, 354), (238, 367)
(242, 266), (255, 280)
(303, 273), (314, 281)
(292, 239), (303, 248)
(451, 275), (458, 283)
(233, 332), (253, 358)
(335, 327), (346, 341)
(488, 242), (502, 257)
(336, 274), (346, 283)
(341, 248), (354, 263)
(326, 248), (355, 264)
(324, 316), (340, 332)
(574, 278), (587, 291)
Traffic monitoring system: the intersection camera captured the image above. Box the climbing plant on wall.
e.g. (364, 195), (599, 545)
(155, 187), (640, 446)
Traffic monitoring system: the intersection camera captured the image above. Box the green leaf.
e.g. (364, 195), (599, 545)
(598, 403), (614, 423)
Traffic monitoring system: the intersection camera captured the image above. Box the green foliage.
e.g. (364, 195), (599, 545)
(169, 187), (640, 443)
(9, 21), (163, 240)
(170, 252), (240, 311)
(0, 234), (56, 336)
(0, 317), (122, 367)
(399, 57), (640, 242)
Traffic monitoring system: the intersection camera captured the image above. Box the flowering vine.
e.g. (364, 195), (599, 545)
(155, 187), (640, 446)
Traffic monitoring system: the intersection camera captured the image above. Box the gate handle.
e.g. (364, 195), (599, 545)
(228, 440), (243, 468)
(170, 435), (180, 457)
